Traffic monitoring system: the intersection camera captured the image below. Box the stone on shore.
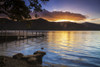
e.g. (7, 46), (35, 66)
(21, 55), (35, 61)
(13, 53), (24, 59)
(33, 51), (46, 64)
(22, 51), (46, 64)
(34, 51), (46, 56)
(0, 51), (46, 67)
(0, 56), (6, 66)
(27, 57), (37, 64)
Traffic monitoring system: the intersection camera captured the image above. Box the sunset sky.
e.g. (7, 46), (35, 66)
(0, 0), (100, 24)
(32, 0), (100, 24)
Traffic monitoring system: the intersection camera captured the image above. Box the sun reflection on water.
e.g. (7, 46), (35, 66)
(46, 31), (95, 55)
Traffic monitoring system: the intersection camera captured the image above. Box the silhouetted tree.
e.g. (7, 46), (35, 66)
(0, 0), (49, 21)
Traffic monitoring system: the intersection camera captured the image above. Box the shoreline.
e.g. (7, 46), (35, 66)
(0, 51), (46, 67)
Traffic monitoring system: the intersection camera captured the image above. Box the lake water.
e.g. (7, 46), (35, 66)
(0, 31), (100, 67)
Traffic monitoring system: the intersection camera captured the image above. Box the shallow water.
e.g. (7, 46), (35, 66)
(0, 31), (100, 67)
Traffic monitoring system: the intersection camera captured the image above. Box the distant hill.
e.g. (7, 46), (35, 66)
(82, 22), (100, 30)
(0, 18), (100, 30)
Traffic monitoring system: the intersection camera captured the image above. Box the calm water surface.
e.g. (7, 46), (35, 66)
(0, 31), (100, 67)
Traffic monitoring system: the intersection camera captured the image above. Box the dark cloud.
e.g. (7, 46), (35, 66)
(31, 10), (87, 21)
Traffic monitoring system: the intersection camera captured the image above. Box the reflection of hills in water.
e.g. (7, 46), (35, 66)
(0, 18), (100, 30)
(0, 31), (47, 43)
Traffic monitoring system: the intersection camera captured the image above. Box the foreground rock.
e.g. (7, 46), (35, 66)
(13, 53), (24, 59)
(0, 51), (46, 67)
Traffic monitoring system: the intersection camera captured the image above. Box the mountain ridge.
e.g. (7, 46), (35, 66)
(0, 18), (100, 30)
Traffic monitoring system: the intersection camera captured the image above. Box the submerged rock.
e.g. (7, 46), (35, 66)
(41, 47), (44, 50)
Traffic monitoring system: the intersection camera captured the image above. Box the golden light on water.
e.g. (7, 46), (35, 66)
(47, 31), (76, 49)
(46, 31), (91, 54)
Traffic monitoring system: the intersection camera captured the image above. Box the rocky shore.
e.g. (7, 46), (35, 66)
(0, 51), (46, 67)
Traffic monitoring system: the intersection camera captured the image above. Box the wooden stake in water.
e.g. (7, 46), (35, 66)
(18, 30), (20, 45)
(1, 29), (4, 46)
(15, 30), (17, 45)
(23, 30), (24, 43)
(26, 30), (28, 43)
(32, 31), (34, 41)
(5, 30), (8, 48)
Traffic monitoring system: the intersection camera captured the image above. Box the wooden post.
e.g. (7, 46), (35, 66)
(1, 29), (4, 46)
(26, 30), (28, 43)
(18, 30), (20, 45)
(36, 32), (37, 36)
(5, 30), (8, 48)
(32, 31), (34, 41)
(15, 30), (17, 45)
(23, 30), (24, 43)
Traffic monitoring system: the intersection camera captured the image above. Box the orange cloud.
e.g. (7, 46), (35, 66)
(32, 10), (87, 22)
